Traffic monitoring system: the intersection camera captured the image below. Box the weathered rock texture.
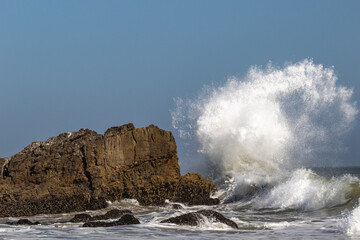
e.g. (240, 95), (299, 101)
(0, 124), (218, 217)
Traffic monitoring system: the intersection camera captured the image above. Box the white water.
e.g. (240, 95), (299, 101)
(172, 59), (360, 222)
(172, 59), (357, 175)
(339, 202), (360, 235)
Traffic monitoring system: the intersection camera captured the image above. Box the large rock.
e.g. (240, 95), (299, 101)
(0, 124), (218, 217)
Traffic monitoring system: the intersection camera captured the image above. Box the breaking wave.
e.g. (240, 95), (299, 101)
(172, 59), (358, 211)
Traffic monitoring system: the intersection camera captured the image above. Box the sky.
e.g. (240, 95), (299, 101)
(0, 1), (359, 168)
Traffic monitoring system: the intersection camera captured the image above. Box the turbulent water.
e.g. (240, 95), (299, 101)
(1, 60), (360, 239)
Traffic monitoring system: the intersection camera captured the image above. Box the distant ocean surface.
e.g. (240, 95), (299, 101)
(0, 166), (360, 240)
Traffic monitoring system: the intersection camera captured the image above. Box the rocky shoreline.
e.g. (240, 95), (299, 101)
(0, 123), (218, 218)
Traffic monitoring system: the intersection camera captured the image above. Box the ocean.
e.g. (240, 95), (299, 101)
(0, 167), (359, 239)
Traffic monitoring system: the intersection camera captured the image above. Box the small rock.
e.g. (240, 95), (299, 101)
(70, 213), (92, 223)
(93, 209), (132, 221)
(172, 204), (183, 209)
(83, 214), (140, 227)
(16, 219), (40, 225)
(160, 213), (200, 226)
(70, 209), (132, 222)
(160, 210), (238, 229)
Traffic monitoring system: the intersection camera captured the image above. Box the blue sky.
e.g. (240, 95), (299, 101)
(1, 1), (359, 167)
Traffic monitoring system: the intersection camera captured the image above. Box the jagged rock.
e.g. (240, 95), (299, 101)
(70, 209), (132, 222)
(160, 210), (238, 229)
(83, 214), (140, 227)
(0, 123), (218, 217)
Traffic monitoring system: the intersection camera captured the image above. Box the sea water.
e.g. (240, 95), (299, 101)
(1, 60), (359, 239)
(0, 168), (360, 239)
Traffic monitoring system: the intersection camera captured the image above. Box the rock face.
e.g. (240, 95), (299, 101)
(160, 210), (238, 229)
(0, 124), (218, 217)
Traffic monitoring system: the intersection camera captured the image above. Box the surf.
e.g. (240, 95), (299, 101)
(172, 59), (359, 213)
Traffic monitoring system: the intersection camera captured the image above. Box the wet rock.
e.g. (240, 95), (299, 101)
(197, 210), (238, 229)
(160, 210), (238, 229)
(92, 209), (132, 221)
(70, 213), (92, 223)
(0, 123), (218, 217)
(172, 204), (183, 209)
(70, 209), (132, 222)
(83, 214), (140, 227)
(161, 213), (200, 226)
(16, 219), (40, 225)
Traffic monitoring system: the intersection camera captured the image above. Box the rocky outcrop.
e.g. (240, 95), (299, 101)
(160, 210), (238, 229)
(0, 123), (218, 217)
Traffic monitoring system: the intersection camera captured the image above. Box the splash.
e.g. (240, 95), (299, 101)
(339, 200), (360, 235)
(172, 59), (357, 175)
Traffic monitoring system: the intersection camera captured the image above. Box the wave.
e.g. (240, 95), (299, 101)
(221, 168), (360, 212)
(172, 59), (359, 213)
(172, 59), (357, 174)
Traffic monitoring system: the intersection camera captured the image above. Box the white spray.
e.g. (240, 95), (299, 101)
(172, 59), (357, 176)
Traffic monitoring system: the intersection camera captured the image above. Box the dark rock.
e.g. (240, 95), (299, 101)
(92, 209), (132, 221)
(70, 213), (92, 223)
(16, 219), (40, 225)
(197, 210), (238, 229)
(70, 209), (132, 222)
(0, 123), (217, 217)
(160, 210), (238, 229)
(161, 213), (200, 226)
(83, 214), (140, 227)
(172, 204), (183, 209)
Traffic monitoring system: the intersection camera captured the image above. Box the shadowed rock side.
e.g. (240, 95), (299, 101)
(0, 123), (218, 217)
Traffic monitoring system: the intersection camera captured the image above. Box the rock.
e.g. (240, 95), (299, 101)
(196, 210), (238, 229)
(83, 214), (140, 227)
(15, 219), (40, 225)
(161, 213), (200, 226)
(70, 213), (92, 223)
(0, 123), (218, 217)
(70, 209), (133, 222)
(0, 157), (10, 178)
(160, 210), (238, 229)
(92, 209), (132, 221)
(172, 173), (219, 205)
(172, 204), (183, 209)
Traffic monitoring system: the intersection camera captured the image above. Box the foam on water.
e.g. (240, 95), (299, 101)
(339, 201), (360, 235)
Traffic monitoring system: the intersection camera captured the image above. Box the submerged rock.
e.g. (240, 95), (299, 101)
(0, 123), (218, 217)
(160, 210), (238, 229)
(83, 214), (140, 227)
